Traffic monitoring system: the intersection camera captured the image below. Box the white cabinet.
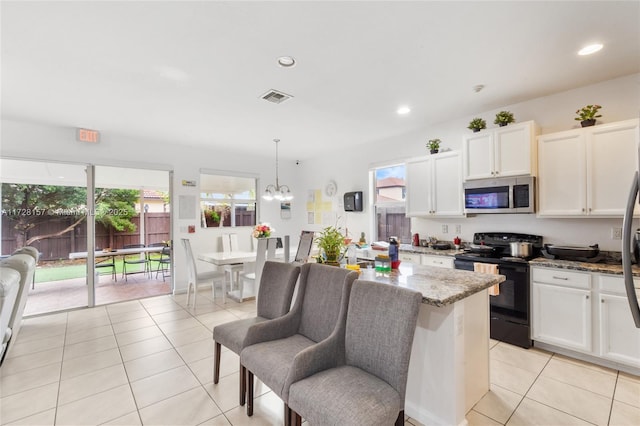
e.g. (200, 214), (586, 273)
(537, 119), (640, 217)
(532, 266), (640, 369)
(463, 121), (539, 180)
(532, 268), (592, 352)
(598, 276), (640, 367)
(406, 151), (463, 217)
(421, 255), (454, 269)
(398, 252), (421, 264)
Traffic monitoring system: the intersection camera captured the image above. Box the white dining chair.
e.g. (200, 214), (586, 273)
(238, 237), (277, 303)
(222, 233), (244, 296)
(181, 238), (226, 306)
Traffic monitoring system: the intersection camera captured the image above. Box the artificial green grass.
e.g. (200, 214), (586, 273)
(35, 257), (160, 283)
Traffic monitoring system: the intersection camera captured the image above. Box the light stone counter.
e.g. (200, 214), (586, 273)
(399, 243), (463, 257)
(529, 256), (640, 277)
(360, 263), (505, 307)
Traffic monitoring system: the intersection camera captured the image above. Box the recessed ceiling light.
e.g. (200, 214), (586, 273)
(578, 43), (603, 56)
(397, 106), (411, 115)
(277, 56), (296, 68)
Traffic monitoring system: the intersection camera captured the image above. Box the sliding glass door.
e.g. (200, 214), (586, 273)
(1, 158), (90, 315)
(1, 158), (173, 315)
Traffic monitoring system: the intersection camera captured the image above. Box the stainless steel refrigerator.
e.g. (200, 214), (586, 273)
(622, 135), (640, 328)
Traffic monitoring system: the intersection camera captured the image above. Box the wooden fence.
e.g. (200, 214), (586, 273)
(1, 213), (170, 261)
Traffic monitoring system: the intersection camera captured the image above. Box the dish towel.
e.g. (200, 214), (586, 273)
(473, 262), (500, 296)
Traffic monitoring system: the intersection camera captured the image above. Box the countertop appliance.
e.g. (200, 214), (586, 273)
(622, 147), (640, 328)
(454, 232), (543, 348)
(463, 176), (535, 214)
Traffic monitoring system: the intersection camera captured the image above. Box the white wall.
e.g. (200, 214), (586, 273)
(1, 73), (639, 294)
(296, 73), (640, 251)
(0, 119), (301, 291)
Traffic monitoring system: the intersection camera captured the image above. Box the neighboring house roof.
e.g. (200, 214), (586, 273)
(377, 177), (405, 188)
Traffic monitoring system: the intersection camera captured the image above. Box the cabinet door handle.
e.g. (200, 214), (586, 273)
(586, 295), (590, 300)
(601, 299), (604, 303)
(552, 276), (569, 280)
(589, 208), (592, 212)
(582, 208), (586, 212)
(495, 171), (500, 175)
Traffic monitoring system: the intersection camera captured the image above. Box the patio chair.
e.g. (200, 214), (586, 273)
(122, 244), (149, 281)
(155, 245), (171, 281)
(95, 252), (117, 282)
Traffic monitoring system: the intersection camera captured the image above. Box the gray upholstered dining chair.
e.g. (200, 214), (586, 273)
(239, 263), (358, 422)
(212, 261), (301, 405)
(287, 280), (422, 426)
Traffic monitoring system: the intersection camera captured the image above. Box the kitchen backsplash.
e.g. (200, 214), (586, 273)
(412, 214), (627, 252)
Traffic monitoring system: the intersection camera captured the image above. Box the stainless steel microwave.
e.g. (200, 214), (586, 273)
(463, 176), (535, 214)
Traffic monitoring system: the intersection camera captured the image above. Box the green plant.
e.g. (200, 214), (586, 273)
(494, 111), (515, 126)
(315, 226), (346, 264)
(205, 209), (220, 222)
(575, 104), (602, 121)
(467, 117), (487, 131)
(427, 138), (441, 151)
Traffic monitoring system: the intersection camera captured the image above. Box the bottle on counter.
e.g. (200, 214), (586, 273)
(389, 236), (400, 269)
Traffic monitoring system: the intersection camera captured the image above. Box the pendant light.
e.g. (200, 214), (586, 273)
(263, 139), (293, 201)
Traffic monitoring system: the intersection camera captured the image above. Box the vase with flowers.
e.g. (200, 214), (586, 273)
(575, 104), (602, 127)
(252, 224), (271, 238)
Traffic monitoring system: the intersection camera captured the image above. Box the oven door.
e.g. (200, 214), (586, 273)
(491, 263), (529, 324)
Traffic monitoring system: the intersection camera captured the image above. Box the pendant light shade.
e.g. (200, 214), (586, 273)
(263, 139), (293, 201)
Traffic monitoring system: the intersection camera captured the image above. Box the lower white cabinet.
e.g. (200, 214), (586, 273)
(532, 282), (592, 352)
(532, 266), (640, 369)
(422, 255), (454, 269)
(398, 252), (421, 264)
(598, 276), (640, 367)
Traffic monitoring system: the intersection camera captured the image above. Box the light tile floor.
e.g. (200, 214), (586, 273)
(1, 289), (639, 426)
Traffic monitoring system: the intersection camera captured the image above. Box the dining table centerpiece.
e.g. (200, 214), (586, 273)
(252, 223), (272, 238)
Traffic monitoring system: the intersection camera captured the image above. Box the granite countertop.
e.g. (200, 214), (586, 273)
(359, 263), (505, 307)
(529, 257), (640, 277)
(399, 244), (462, 257)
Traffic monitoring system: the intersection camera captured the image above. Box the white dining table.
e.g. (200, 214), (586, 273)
(198, 248), (294, 301)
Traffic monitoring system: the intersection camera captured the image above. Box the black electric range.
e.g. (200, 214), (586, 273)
(454, 232), (543, 348)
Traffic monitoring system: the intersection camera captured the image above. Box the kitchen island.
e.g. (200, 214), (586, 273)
(360, 263), (505, 426)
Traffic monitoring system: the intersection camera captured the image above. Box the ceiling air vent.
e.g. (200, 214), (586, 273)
(261, 89), (293, 104)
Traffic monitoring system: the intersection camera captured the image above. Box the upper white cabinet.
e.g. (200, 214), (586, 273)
(538, 119), (640, 217)
(406, 151), (463, 217)
(463, 121), (540, 180)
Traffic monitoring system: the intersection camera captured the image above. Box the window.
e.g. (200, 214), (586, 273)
(200, 173), (256, 228)
(373, 164), (411, 243)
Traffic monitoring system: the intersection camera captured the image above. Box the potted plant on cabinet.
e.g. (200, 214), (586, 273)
(315, 225), (346, 266)
(467, 117), (487, 132)
(494, 111), (515, 127)
(575, 104), (602, 127)
(427, 138), (441, 154)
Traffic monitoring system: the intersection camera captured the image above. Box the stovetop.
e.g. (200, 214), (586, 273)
(454, 232), (544, 264)
(454, 251), (532, 264)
